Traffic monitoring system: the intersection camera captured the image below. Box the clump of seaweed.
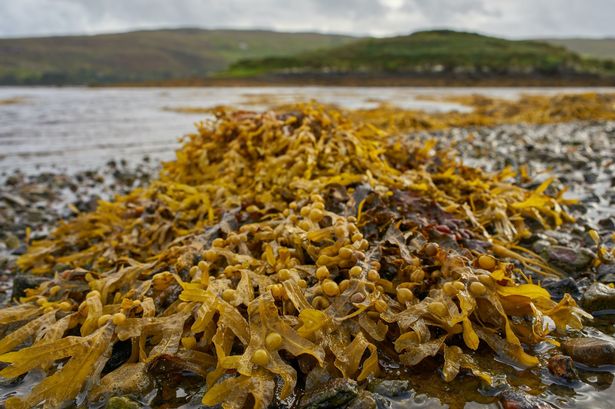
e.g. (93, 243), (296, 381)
(0, 101), (600, 408)
(348, 92), (615, 134)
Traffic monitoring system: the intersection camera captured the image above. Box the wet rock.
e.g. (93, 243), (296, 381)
(25, 209), (44, 223)
(4, 233), (20, 250)
(540, 245), (593, 274)
(298, 378), (358, 409)
(11, 244), (27, 256)
(547, 354), (578, 381)
(596, 263), (615, 284)
(461, 238), (490, 252)
(581, 282), (615, 313)
(12, 274), (48, 299)
(304, 366), (333, 391)
(91, 363), (153, 403)
(598, 217), (615, 230)
(366, 379), (409, 397)
(105, 396), (140, 409)
(584, 172), (599, 183)
(561, 337), (615, 366)
(568, 203), (587, 214)
(531, 239), (552, 254)
(541, 277), (581, 301)
(0, 193), (27, 207)
(80, 194), (101, 212)
(584, 193), (601, 203)
(578, 369), (615, 391)
(346, 390), (377, 409)
(499, 389), (553, 409)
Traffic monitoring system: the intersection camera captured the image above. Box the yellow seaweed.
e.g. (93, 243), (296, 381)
(0, 97), (603, 407)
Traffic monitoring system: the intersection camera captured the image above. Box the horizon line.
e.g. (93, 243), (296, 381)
(1, 25), (615, 42)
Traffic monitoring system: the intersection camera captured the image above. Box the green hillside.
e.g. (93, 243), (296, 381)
(541, 38), (615, 61)
(2, 29), (614, 85)
(0, 29), (356, 85)
(227, 30), (615, 78)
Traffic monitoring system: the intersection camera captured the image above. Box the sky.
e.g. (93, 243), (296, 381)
(1, 0), (614, 39)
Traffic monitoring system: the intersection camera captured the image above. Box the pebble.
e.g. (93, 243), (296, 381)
(547, 354), (578, 381)
(541, 277), (583, 301)
(366, 379), (410, 397)
(499, 389), (553, 409)
(540, 245), (593, 275)
(596, 264), (615, 284)
(345, 390), (377, 409)
(12, 274), (48, 300)
(561, 337), (615, 366)
(298, 378), (358, 409)
(581, 282), (615, 313)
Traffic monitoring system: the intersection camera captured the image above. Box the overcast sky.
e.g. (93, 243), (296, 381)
(1, 0), (614, 39)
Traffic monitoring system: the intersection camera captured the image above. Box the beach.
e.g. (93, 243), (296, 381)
(1, 91), (614, 407)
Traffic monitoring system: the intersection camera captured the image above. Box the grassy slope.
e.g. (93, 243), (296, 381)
(540, 38), (615, 61)
(0, 29), (356, 84)
(227, 30), (615, 78)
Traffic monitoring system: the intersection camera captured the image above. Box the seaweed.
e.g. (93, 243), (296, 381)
(0, 98), (606, 408)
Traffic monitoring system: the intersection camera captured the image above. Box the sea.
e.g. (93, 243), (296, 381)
(2, 86), (614, 174)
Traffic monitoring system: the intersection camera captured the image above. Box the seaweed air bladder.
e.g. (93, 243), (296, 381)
(0, 98), (606, 408)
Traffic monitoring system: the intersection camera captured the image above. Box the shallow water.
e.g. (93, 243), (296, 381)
(2, 86), (615, 174)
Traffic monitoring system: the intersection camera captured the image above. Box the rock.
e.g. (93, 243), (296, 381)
(346, 390), (377, 409)
(579, 370), (615, 391)
(597, 263), (615, 284)
(568, 203), (587, 215)
(4, 233), (20, 250)
(11, 244), (27, 256)
(541, 277), (580, 301)
(532, 239), (552, 254)
(0, 193), (27, 207)
(541, 245), (593, 274)
(581, 282), (615, 313)
(499, 389), (553, 409)
(105, 396), (140, 409)
(584, 193), (601, 203)
(304, 366), (333, 391)
(92, 363), (152, 402)
(547, 355), (578, 381)
(598, 217), (615, 230)
(298, 378), (358, 409)
(12, 274), (48, 299)
(584, 172), (599, 183)
(366, 379), (409, 397)
(561, 337), (615, 367)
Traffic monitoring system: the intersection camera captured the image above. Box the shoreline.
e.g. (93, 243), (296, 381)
(4, 73), (615, 88)
(95, 77), (615, 88)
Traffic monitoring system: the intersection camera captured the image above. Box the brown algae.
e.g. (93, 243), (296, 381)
(0, 96), (613, 408)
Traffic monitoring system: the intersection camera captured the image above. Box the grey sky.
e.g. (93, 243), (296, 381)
(1, 0), (613, 39)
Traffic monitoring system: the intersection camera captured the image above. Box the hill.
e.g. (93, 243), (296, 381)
(2, 29), (614, 86)
(540, 38), (615, 61)
(0, 29), (356, 85)
(226, 30), (615, 81)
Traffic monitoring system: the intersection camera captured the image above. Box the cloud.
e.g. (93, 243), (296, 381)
(0, 0), (614, 39)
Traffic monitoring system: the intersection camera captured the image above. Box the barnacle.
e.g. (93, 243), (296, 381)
(0, 98), (601, 408)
